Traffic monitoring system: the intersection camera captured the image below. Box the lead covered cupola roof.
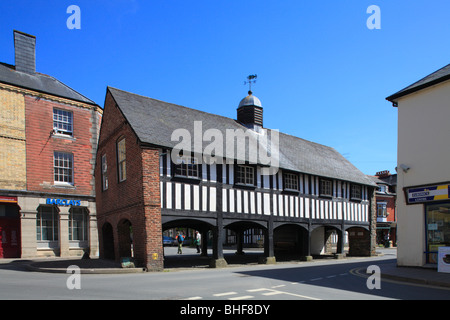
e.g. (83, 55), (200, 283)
(238, 90), (262, 108)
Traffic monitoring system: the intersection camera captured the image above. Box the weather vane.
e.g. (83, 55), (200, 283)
(244, 74), (257, 93)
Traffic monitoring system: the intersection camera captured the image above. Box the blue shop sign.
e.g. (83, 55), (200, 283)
(46, 198), (81, 207)
(407, 184), (450, 204)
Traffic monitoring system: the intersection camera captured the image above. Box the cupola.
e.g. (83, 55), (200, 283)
(237, 90), (263, 129)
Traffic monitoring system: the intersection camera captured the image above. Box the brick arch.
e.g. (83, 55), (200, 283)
(346, 227), (372, 256)
(101, 222), (115, 260)
(117, 218), (133, 259)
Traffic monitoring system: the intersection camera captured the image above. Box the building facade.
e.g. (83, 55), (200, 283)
(387, 64), (450, 267)
(96, 87), (377, 271)
(0, 31), (102, 258)
(371, 170), (397, 246)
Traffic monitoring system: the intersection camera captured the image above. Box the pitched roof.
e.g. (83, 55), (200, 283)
(0, 62), (97, 105)
(108, 86), (375, 186)
(386, 63), (450, 103)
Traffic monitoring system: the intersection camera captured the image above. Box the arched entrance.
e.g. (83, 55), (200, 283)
(225, 221), (266, 252)
(346, 226), (372, 256)
(162, 218), (214, 268)
(273, 224), (308, 260)
(224, 221), (267, 264)
(118, 219), (133, 258)
(101, 222), (115, 260)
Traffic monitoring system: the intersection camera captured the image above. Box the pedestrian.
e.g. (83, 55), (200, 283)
(195, 231), (202, 254)
(177, 232), (184, 254)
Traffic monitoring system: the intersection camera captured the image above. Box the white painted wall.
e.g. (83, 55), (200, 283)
(396, 80), (450, 266)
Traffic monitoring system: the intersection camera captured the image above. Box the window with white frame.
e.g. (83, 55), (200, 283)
(236, 165), (255, 186)
(174, 156), (200, 179)
(377, 202), (388, 217)
(54, 152), (74, 185)
(53, 108), (73, 136)
(284, 172), (299, 191)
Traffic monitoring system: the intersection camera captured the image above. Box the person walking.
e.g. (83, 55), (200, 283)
(195, 231), (202, 254)
(176, 232), (184, 254)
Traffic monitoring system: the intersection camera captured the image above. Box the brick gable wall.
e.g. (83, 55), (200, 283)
(96, 91), (162, 270)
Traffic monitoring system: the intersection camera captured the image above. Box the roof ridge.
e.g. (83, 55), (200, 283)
(108, 86), (246, 126)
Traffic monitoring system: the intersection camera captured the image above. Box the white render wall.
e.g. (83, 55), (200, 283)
(396, 80), (450, 267)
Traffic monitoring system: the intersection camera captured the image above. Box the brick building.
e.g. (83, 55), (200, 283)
(96, 87), (377, 271)
(0, 31), (102, 258)
(370, 170), (397, 246)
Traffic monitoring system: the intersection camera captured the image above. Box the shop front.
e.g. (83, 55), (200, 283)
(425, 202), (450, 264)
(17, 194), (98, 258)
(405, 183), (450, 266)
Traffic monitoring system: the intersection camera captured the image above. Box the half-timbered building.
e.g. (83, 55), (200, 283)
(95, 87), (377, 271)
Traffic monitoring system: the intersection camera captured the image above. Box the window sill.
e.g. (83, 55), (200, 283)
(37, 241), (59, 249)
(69, 241), (88, 249)
(171, 176), (202, 184)
(52, 133), (76, 141)
(283, 188), (300, 194)
(53, 183), (76, 189)
(233, 183), (256, 190)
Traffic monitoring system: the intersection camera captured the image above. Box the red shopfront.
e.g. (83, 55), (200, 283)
(0, 196), (21, 258)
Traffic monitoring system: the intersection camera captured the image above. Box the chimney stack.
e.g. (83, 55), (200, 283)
(14, 30), (36, 74)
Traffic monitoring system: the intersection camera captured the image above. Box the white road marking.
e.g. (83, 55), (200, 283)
(248, 288), (321, 301)
(262, 291), (283, 296)
(228, 295), (254, 300)
(213, 292), (238, 297)
(247, 288), (269, 292)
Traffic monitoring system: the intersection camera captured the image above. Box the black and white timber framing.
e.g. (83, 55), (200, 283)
(108, 87), (377, 263)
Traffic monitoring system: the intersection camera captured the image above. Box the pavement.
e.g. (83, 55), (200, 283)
(378, 260), (450, 288)
(1, 247), (450, 289)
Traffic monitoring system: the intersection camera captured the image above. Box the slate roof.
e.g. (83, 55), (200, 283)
(108, 86), (375, 186)
(386, 63), (450, 103)
(0, 62), (97, 105)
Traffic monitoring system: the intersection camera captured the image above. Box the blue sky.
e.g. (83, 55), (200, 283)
(1, 0), (450, 175)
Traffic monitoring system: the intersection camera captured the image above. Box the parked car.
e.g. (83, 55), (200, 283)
(163, 236), (176, 246)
